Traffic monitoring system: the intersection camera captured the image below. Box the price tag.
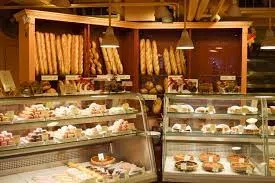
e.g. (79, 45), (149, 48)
(0, 70), (16, 92)
(246, 167), (253, 175)
(65, 75), (80, 81)
(142, 94), (157, 100)
(41, 75), (58, 81)
(75, 129), (82, 137)
(184, 155), (190, 161)
(213, 167), (219, 173)
(220, 75), (236, 81)
(239, 158), (245, 163)
(98, 153), (105, 161)
(122, 81), (133, 87)
(116, 75), (130, 81)
(209, 156), (214, 163)
(251, 100), (258, 108)
(180, 163), (187, 170)
(13, 135), (20, 145)
(96, 75), (112, 81)
(41, 133), (48, 141)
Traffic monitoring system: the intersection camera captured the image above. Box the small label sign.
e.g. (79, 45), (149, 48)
(98, 153), (105, 161)
(122, 81), (133, 87)
(116, 75), (130, 81)
(180, 163), (187, 170)
(41, 75), (58, 81)
(142, 94), (157, 100)
(220, 75), (236, 81)
(65, 75), (80, 81)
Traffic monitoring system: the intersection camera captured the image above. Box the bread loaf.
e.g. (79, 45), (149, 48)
(35, 32), (44, 75)
(169, 46), (178, 75)
(152, 40), (160, 75)
(45, 32), (53, 75)
(50, 33), (58, 74)
(61, 34), (68, 74)
(145, 39), (153, 75)
(163, 48), (171, 75)
(113, 48), (123, 74)
(153, 98), (162, 114)
(56, 35), (64, 75)
(107, 48), (117, 74)
(179, 50), (186, 76)
(40, 32), (48, 74)
(175, 49), (182, 74)
(99, 37), (111, 74)
(34, 33), (39, 76)
(164, 77), (168, 93)
(91, 63), (96, 75)
(71, 35), (77, 74)
(67, 34), (72, 74)
(78, 35), (84, 74)
(140, 39), (146, 75)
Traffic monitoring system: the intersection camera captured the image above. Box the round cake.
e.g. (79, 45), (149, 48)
(199, 152), (220, 162)
(174, 154), (194, 162)
(227, 154), (249, 163)
(90, 155), (115, 166)
(231, 162), (255, 173)
(175, 161), (198, 172)
(202, 162), (224, 172)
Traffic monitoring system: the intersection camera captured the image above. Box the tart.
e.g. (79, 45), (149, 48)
(231, 162), (255, 173)
(202, 162), (224, 172)
(175, 161), (198, 172)
(90, 155), (115, 166)
(199, 152), (220, 162)
(227, 154), (249, 163)
(174, 153), (194, 162)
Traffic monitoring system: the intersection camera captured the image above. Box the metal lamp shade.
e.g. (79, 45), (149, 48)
(100, 26), (119, 48)
(227, 2), (242, 17)
(261, 29), (275, 50)
(176, 30), (194, 50)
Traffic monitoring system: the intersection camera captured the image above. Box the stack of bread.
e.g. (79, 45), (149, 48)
(99, 37), (123, 74)
(35, 32), (83, 75)
(88, 41), (102, 75)
(140, 39), (160, 75)
(163, 46), (186, 75)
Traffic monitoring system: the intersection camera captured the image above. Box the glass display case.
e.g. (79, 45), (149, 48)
(0, 93), (156, 183)
(162, 93), (274, 183)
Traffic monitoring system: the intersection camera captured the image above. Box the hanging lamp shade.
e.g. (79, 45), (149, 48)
(176, 30), (194, 50)
(227, 0), (241, 17)
(261, 29), (275, 49)
(100, 26), (119, 48)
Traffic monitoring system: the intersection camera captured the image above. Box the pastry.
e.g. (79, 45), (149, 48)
(156, 85), (163, 93)
(231, 125), (244, 134)
(152, 98), (162, 114)
(244, 125), (259, 134)
(0, 131), (15, 146)
(201, 124), (216, 133)
(90, 155), (115, 166)
(152, 40), (160, 75)
(216, 124), (230, 133)
(202, 162), (224, 172)
(174, 154), (194, 161)
(175, 161), (198, 172)
(231, 162), (255, 174)
(199, 152), (220, 162)
(145, 81), (154, 91)
(140, 39), (146, 75)
(149, 88), (157, 94)
(140, 88), (148, 94)
(168, 104), (194, 113)
(227, 154), (249, 163)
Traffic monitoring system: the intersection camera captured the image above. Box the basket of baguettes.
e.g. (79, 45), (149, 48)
(140, 39), (187, 76)
(34, 32), (124, 76)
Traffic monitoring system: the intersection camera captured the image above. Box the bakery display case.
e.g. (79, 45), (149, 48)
(0, 93), (156, 183)
(162, 93), (275, 183)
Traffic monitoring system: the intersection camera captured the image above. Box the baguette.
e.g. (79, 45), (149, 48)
(140, 39), (146, 75)
(91, 63), (96, 75)
(99, 37), (111, 74)
(79, 35), (84, 74)
(40, 32), (48, 74)
(163, 48), (171, 75)
(152, 40), (160, 75)
(71, 35), (77, 74)
(113, 48), (123, 74)
(34, 33), (39, 76)
(67, 34), (72, 74)
(169, 46), (178, 75)
(175, 49), (182, 74)
(61, 34), (68, 74)
(50, 33), (58, 74)
(56, 35), (64, 75)
(35, 32), (44, 75)
(107, 48), (117, 74)
(179, 50), (186, 76)
(45, 32), (53, 75)
(145, 39), (153, 75)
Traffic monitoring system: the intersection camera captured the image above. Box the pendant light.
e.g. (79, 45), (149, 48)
(261, 18), (275, 50)
(227, 0), (241, 17)
(176, 0), (194, 50)
(101, 0), (119, 48)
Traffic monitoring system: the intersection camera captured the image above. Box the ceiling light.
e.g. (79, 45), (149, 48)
(176, 0), (194, 50)
(101, 0), (119, 48)
(227, 0), (241, 17)
(261, 18), (275, 50)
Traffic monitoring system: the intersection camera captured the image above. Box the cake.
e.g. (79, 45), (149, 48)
(227, 106), (258, 115)
(168, 104), (194, 113)
(231, 125), (244, 134)
(227, 154), (249, 163)
(91, 155), (116, 166)
(195, 106), (216, 114)
(175, 161), (198, 172)
(199, 152), (220, 162)
(231, 162), (255, 174)
(244, 125), (259, 134)
(202, 162), (224, 172)
(201, 124), (216, 133)
(174, 153), (194, 161)
(216, 124), (230, 133)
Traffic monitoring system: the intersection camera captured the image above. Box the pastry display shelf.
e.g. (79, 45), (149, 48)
(163, 156), (274, 182)
(0, 112), (139, 131)
(0, 131), (138, 158)
(0, 162), (156, 183)
(165, 132), (267, 143)
(167, 112), (259, 120)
